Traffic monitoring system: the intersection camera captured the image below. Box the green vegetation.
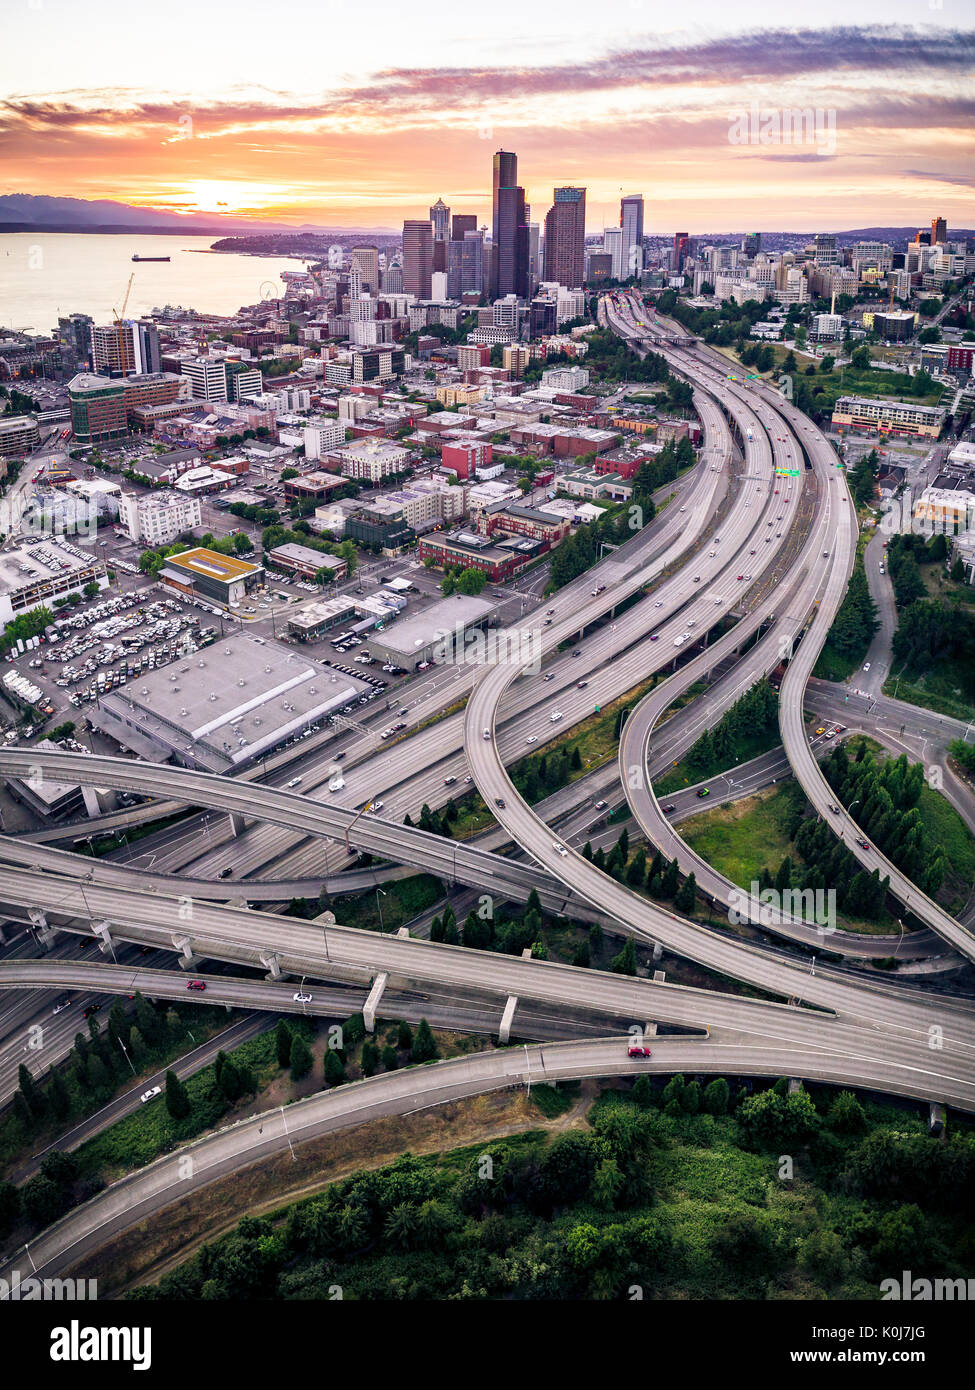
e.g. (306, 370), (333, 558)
(654, 679), (781, 795)
(814, 533), (878, 681)
(682, 785), (800, 894)
(884, 538), (975, 721)
(124, 1083), (975, 1301)
(1, 604), (54, 654)
(1, 998), (246, 1176)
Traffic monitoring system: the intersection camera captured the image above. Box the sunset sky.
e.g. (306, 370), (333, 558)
(1, 1), (972, 233)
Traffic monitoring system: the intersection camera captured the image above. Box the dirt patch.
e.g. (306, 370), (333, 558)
(75, 1080), (609, 1298)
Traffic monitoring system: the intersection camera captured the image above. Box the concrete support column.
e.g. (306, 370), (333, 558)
(787, 1077), (802, 1095)
(652, 942), (663, 962)
(228, 812), (246, 838)
(260, 952), (282, 981)
(363, 972), (388, 1033)
(499, 995), (518, 1045)
(93, 920), (115, 956)
(29, 909), (58, 950)
(171, 934), (200, 969)
(652, 968), (666, 983)
(929, 1102), (946, 1137)
(644, 1020), (658, 1038)
(396, 927), (410, 938)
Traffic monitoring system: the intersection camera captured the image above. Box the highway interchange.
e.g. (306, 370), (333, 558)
(2, 288), (975, 1281)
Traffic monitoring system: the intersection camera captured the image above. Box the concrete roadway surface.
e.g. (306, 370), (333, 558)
(5, 1025), (975, 1286)
(859, 527), (896, 699)
(653, 319), (975, 964)
(0, 965), (629, 1180)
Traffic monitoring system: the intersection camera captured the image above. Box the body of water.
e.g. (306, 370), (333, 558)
(0, 233), (308, 332)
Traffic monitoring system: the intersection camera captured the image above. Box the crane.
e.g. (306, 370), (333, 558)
(114, 272), (135, 325)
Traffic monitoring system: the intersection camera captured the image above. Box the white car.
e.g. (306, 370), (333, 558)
(328, 775), (345, 792)
(550, 711), (563, 723)
(526, 734), (538, 744)
(862, 662), (871, 672)
(293, 992), (313, 1004)
(140, 1085), (162, 1105)
(552, 842), (568, 857)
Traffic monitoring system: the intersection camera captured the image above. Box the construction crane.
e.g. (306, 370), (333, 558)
(113, 272), (135, 325)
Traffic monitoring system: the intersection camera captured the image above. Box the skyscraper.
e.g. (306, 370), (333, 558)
(451, 214), (477, 242)
(932, 216), (947, 245)
(603, 226), (623, 280)
(543, 187), (586, 289)
(430, 199), (450, 273)
(353, 245), (380, 292)
(402, 220), (433, 299)
(620, 195), (644, 279)
(673, 232), (690, 272)
(492, 150), (529, 299)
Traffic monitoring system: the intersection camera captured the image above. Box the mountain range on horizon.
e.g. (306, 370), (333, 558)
(0, 194), (401, 237)
(0, 194), (970, 245)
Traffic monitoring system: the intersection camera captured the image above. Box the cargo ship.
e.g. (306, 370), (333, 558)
(131, 254), (170, 262)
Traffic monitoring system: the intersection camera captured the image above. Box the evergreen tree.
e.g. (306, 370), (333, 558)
(165, 1069), (191, 1120)
(324, 1050), (346, 1087)
(275, 1019), (293, 1069)
(289, 1034), (313, 1081)
(674, 871), (697, 914)
(397, 1020), (413, 1051)
(413, 1017), (439, 1063)
(611, 939), (638, 976)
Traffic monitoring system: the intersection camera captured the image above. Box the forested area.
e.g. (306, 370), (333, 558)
(124, 1083), (975, 1301)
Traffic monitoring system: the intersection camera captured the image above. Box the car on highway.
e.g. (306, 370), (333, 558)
(494, 797), (506, 809)
(663, 804), (676, 814)
(650, 633), (659, 641)
(829, 804), (840, 813)
(186, 980), (206, 992)
(328, 775), (345, 791)
(571, 650), (581, 657)
(543, 672), (555, 681)
(140, 1086), (162, 1104)
(218, 866), (233, 879)
(863, 662), (871, 672)
(550, 711), (563, 722)
(627, 1044), (652, 1058)
(552, 841), (568, 857)
(293, 992), (313, 1004)
(443, 775), (456, 785)
(857, 839), (870, 850)
(371, 800), (384, 812)
(286, 776), (303, 788)
(696, 787), (710, 799)
(526, 734), (538, 744)
(483, 728), (491, 740)
(595, 799), (607, 810)
(577, 679), (588, 688)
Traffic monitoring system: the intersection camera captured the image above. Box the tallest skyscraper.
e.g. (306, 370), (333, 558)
(491, 149), (529, 300)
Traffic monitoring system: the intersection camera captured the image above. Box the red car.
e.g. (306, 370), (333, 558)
(186, 979), (206, 992)
(628, 1045), (652, 1058)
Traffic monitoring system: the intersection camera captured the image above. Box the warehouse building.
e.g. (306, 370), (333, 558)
(97, 633), (373, 772)
(362, 592), (496, 669)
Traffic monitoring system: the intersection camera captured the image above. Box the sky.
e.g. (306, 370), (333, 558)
(1, 0), (972, 233)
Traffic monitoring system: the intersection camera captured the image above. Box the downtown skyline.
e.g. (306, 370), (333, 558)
(0, 3), (972, 233)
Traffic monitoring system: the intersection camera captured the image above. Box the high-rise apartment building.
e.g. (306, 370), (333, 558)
(932, 216), (947, 246)
(814, 233), (839, 266)
(180, 357), (229, 402)
(402, 220), (434, 299)
(544, 188), (586, 289)
(673, 232), (690, 272)
(351, 245), (380, 292)
(603, 227), (623, 280)
(620, 195), (644, 279)
(90, 319), (160, 376)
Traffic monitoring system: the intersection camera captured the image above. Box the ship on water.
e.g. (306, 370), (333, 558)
(131, 254), (170, 262)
